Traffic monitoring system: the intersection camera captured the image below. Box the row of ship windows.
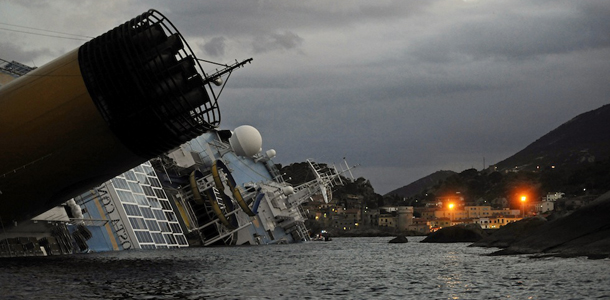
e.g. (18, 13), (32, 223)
(115, 190), (171, 209)
(133, 230), (188, 246)
(112, 178), (166, 199)
(128, 216), (181, 233)
(124, 204), (176, 222)
(140, 245), (183, 250)
(114, 171), (161, 188)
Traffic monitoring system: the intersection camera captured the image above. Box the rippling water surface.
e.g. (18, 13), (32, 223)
(1, 236), (609, 299)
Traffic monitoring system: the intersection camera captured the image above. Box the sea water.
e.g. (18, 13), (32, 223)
(0, 236), (608, 299)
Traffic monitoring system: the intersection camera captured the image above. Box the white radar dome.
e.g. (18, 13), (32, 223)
(266, 149), (277, 159)
(229, 125), (262, 157)
(282, 186), (295, 195)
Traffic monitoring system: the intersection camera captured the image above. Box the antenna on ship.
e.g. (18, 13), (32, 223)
(197, 58), (253, 100)
(307, 159), (331, 203)
(343, 157), (357, 180)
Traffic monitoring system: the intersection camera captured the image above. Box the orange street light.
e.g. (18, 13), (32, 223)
(448, 203), (455, 210)
(520, 195), (527, 218)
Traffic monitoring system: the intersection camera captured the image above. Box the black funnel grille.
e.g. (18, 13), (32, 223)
(78, 9), (220, 157)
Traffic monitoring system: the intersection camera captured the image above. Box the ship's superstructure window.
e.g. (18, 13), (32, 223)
(124, 171), (137, 182)
(141, 207), (154, 219)
(129, 217), (148, 230)
(154, 210), (167, 221)
(128, 182), (144, 194)
(112, 178), (129, 190)
(153, 188), (166, 199)
(165, 211), (176, 222)
(176, 235), (188, 246)
(150, 177), (162, 188)
(117, 190), (136, 203)
(159, 222), (171, 232)
(160, 200), (172, 210)
(123, 204), (140, 216)
(143, 164), (156, 176)
(148, 197), (161, 209)
(146, 220), (161, 232)
(135, 231), (153, 244)
(143, 185), (155, 197)
(164, 234), (177, 245)
(133, 194), (148, 206)
(170, 223), (182, 233)
(152, 232), (165, 244)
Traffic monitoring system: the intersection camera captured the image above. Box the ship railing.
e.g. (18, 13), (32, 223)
(192, 208), (246, 232)
(207, 138), (234, 157)
(264, 161), (284, 183)
(174, 193), (200, 231)
(296, 223), (310, 242)
(69, 218), (109, 227)
(203, 221), (251, 246)
(297, 205), (307, 220)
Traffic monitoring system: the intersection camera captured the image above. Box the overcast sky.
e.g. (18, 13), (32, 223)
(1, 1), (609, 194)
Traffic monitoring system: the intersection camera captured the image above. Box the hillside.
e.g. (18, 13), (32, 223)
(385, 103), (610, 198)
(495, 104), (610, 171)
(385, 170), (455, 197)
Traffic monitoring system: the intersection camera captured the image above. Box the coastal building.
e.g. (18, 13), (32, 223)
(376, 206), (414, 231)
(379, 206), (399, 213)
(546, 192), (565, 202)
(407, 218), (431, 234)
(464, 206), (492, 218)
(396, 206), (414, 231)
(435, 195), (465, 208)
(434, 209), (468, 221)
(432, 206), (520, 221)
(474, 215), (521, 229)
(416, 205), (522, 230)
(535, 201), (555, 214)
(379, 214), (396, 228)
(342, 208), (361, 225)
(362, 209), (380, 226)
(429, 218), (452, 230)
(342, 194), (364, 209)
(420, 208), (437, 220)
(492, 207), (521, 217)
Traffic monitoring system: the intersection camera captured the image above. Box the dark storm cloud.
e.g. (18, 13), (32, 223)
(202, 36), (227, 57)
(161, 1), (610, 193)
(0, 41), (54, 65)
(406, 1), (610, 67)
(2, 0), (609, 194)
(160, 1), (435, 37)
(252, 31), (304, 54)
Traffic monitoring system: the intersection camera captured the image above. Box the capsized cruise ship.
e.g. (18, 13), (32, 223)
(0, 10), (352, 255)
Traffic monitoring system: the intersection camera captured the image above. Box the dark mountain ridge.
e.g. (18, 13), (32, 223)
(495, 103), (610, 171)
(386, 103), (610, 197)
(385, 170), (455, 197)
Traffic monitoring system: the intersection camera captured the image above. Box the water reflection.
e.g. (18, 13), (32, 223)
(0, 237), (608, 299)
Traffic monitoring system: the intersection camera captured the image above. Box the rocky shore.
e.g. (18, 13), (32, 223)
(421, 223), (486, 243)
(328, 227), (422, 238)
(470, 216), (547, 248)
(473, 191), (610, 259)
